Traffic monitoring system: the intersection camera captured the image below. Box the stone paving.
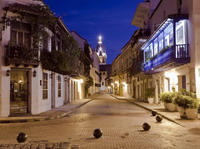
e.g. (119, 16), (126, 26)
(0, 99), (93, 123)
(112, 95), (200, 128)
(0, 93), (200, 148)
(0, 141), (69, 149)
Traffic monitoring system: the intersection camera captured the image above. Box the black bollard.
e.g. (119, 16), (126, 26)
(142, 123), (151, 131)
(93, 129), (103, 138)
(156, 115), (163, 122)
(151, 111), (157, 116)
(16, 132), (28, 143)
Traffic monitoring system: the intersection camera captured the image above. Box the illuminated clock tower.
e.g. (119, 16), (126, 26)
(96, 36), (107, 65)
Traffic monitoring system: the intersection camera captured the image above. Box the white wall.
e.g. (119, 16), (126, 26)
(100, 72), (107, 91)
(193, 0), (200, 98)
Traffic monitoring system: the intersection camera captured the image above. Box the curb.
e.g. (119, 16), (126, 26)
(112, 95), (183, 127)
(0, 99), (93, 124)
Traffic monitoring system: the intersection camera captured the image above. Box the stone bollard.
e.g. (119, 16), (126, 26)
(16, 132), (28, 143)
(93, 129), (103, 138)
(156, 115), (163, 122)
(142, 123), (151, 131)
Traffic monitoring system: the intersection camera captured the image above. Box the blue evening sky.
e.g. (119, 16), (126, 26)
(43, 0), (142, 64)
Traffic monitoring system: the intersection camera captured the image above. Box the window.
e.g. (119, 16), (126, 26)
(102, 82), (104, 85)
(43, 73), (48, 99)
(43, 37), (49, 51)
(58, 76), (61, 97)
(176, 20), (186, 44)
(154, 38), (158, 55)
(158, 34), (163, 51)
(10, 21), (31, 47)
(149, 43), (153, 57)
(164, 23), (173, 46)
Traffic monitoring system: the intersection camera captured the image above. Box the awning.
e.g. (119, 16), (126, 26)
(132, 2), (150, 28)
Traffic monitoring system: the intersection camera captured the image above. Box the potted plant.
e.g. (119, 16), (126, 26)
(160, 92), (176, 112)
(185, 97), (199, 120)
(145, 88), (155, 104)
(174, 93), (188, 119)
(174, 91), (199, 119)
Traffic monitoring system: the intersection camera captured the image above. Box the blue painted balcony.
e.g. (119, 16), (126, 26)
(141, 14), (190, 74)
(143, 44), (190, 73)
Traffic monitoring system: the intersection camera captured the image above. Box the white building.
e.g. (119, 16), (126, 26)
(133, 0), (200, 102)
(0, 0), (85, 117)
(71, 31), (101, 96)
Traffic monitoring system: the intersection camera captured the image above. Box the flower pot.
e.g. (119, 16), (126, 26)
(186, 108), (198, 120)
(166, 103), (176, 112)
(148, 98), (154, 104)
(164, 102), (167, 110)
(175, 105), (179, 112)
(177, 106), (187, 119)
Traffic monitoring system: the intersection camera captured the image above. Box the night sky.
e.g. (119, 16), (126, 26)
(43, 0), (143, 64)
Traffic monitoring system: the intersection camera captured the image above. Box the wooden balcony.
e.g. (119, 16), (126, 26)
(5, 45), (39, 67)
(143, 44), (190, 74)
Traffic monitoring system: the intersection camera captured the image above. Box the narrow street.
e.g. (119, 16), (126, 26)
(0, 93), (200, 149)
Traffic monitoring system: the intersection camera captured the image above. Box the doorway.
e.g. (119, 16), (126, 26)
(10, 69), (30, 114)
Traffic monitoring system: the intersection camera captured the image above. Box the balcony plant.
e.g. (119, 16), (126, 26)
(145, 88), (155, 104)
(160, 92), (176, 112)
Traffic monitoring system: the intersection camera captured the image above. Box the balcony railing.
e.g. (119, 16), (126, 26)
(5, 45), (39, 67)
(143, 44), (190, 73)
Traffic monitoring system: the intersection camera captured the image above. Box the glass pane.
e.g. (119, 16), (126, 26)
(154, 38), (158, 55)
(176, 20), (186, 45)
(24, 33), (31, 47)
(18, 32), (23, 45)
(58, 90), (61, 97)
(43, 90), (48, 99)
(43, 81), (47, 89)
(58, 83), (61, 89)
(164, 23), (173, 46)
(11, 31), (17, 45)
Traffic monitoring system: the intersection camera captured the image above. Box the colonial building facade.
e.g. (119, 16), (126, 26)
(71, 31), (101, 96)
(0, 0), (93, 117)
(130, 0), (200, 102)
(110, 30), (149, 98)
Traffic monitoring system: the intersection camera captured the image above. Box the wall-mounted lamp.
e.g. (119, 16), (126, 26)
(6, 70), (10, 77)
(50, 73), (54, 79)
(64, 77), (70, 81)
(58, 75), (61, 80)
(33, 70), (37, 77)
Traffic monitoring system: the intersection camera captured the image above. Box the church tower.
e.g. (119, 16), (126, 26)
(96, 36), (107, 65)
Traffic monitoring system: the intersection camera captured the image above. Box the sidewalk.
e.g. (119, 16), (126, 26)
(111, 94), (200, 128)
(0, 98), (93, 124)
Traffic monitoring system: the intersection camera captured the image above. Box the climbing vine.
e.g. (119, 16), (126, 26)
(2, 3), (81, 74)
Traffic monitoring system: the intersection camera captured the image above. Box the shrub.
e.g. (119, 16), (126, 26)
(160, 92), (176, 103)
(174, 93), (199, 109)
(145, 88), (155, 98)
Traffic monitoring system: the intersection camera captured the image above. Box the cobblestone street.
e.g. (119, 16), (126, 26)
(1, 93), (200, 149)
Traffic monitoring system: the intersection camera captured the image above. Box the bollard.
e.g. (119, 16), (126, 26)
(16, 132), (28, 143)
(151, 111), (157, 116)
(93, 129), (103, 138)
(156, 115), (163, 122)
(142, 123), (151, 131)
